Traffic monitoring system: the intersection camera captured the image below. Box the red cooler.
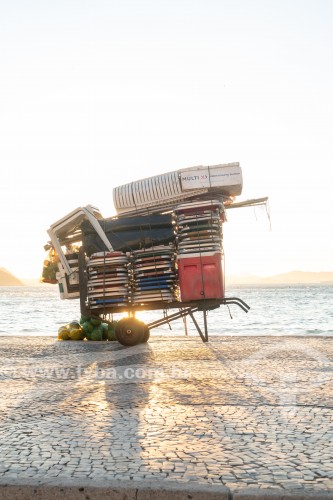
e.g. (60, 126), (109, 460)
(177, 251), (224, 301)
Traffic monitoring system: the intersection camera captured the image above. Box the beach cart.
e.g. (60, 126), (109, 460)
(43, 164), (267, 345)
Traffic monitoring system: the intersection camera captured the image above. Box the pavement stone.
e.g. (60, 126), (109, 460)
(0, 335), (332, 498)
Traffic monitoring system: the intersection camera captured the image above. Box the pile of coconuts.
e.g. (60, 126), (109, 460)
(58, 316), (117, 341)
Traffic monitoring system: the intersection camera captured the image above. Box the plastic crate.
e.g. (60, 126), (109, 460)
(177, 252), (224, 301)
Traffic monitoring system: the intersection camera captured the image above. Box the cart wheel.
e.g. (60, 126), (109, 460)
(115, 318), (145, 346)
(141, 325), (150, 343)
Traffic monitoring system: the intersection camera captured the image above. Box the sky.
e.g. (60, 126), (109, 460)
(0, 0), (332, 279)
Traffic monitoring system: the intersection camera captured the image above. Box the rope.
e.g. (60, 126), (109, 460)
(102, 220), (107, 318)
(207, 165), (212, 188)
(195, 211), (207, 301)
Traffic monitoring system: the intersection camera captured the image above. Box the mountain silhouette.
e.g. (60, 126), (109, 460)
(226, 271), (333, 285)
(0, 268), (24, 286)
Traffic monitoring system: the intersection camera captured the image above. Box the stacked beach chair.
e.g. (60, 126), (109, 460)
(131, 245), (178, 304)
(174, 200), (225, 301)
(174, 200), (223, 255)
(86, 251), (131, 309)
(113, 163), (242, 215)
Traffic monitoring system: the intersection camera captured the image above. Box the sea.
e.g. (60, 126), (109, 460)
(0, 284), (332, 337)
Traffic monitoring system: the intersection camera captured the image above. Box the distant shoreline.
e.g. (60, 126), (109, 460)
(226, 280), (333, 286)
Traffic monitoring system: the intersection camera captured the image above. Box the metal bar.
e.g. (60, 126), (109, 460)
(183, 315), (188, 336)
(225, 300), (249, 313)
(83, 297), (250, 316)
(78, 247), (89, 317)
(47, 228), (72, 276)
(188, 310), (207, 343)
(225, 197), (268, 210)
(82, 207), (114, 252)
(148, 307), (198, 330)
(203, 308), (208, 341)
(223, 297), (250, 313)
(83, 294), (251, 343)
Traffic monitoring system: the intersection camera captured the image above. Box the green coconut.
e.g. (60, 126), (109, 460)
(80, 315), (91, 325)
(101, 323), (109, 340)
(68, 321), (81, 332)
(90, 317), (102, 326)
(81, 321), (90, 335)
(68, 328), (85, 341)
(85, 330), (92, 341)
(107, 323), (117, 341)
(58, 325), (70, 340)
(86, 321), (95, 333)
(90, 326), (103, 341)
